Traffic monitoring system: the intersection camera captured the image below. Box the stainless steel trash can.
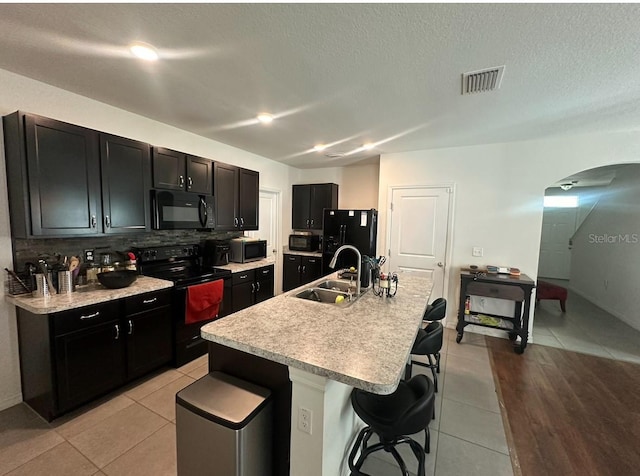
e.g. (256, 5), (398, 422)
(176, 371), (273, 476)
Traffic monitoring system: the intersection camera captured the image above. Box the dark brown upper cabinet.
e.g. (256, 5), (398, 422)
(292, 183), (338, 230)
(152, 147), (212, 195)
(3, 112), (152, 238)
(100, 134), (151, 234)
(214, 162), (259, 231)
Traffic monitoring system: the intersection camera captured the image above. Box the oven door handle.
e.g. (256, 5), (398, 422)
(198, 197), (207, 228)
(175, 277), (225, 291)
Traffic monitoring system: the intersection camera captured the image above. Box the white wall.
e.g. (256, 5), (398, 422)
(296, 163), (379, 210)
(378, 133), (640, 336)
(0, 68), (296, 410)
(570, 168), (640, 330)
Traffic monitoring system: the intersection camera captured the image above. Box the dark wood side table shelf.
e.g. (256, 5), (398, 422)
(456, 271), (535, 354)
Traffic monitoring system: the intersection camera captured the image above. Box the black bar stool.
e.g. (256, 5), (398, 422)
(348, 374), (435, 476)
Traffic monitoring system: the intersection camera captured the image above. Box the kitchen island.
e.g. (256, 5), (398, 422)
(201, 270), (432, 476)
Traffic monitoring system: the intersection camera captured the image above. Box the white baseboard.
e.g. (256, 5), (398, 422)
(0, 392), (23, 411)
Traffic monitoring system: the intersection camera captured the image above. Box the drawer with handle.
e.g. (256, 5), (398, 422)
(124, 290), (172, 315)
(466, 282), (525, 301)
(232, 269), (256, 286)
(256, 265), (274, 279)
(53, 301), (120, 336)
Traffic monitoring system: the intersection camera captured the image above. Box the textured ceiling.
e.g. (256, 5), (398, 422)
(1, 4), (640, 168)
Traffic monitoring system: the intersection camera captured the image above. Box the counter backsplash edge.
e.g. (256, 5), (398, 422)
(12, 229), (244, 271)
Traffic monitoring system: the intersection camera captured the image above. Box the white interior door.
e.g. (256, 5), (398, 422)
(387, 186), (451, 300)
(246, 189), (281, 292)
(538, 208), (577, 279)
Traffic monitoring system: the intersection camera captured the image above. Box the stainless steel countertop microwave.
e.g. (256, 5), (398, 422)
(230, 239), (268, 263)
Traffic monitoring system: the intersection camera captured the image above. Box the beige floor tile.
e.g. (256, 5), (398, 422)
(444, 353), (494, 381)
(187, 363), (209, 380)
(102, 423), (176, 476)
(138, 376), (195, 421)
(6, 441), (98, 476)
(176, 355), (208, 375)
(442, 371), (500, 414)
(68, 403), (167, 469)
(439, 398), (508, 454)
(52, 395), (135, 440)
(435, 433), (513, 476)
(0, 429), (64, 475)
(0, 404), (63, 475)
(124, 369), (184, 402)
(446, 339), (490, 363)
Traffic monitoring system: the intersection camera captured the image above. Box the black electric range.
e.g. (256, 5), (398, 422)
(134, 245), (232, 367)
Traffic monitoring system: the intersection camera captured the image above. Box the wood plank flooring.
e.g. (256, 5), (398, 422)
(486, 337), (640, 476)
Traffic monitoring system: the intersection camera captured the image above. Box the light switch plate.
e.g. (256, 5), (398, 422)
(472, 247), (483, 257)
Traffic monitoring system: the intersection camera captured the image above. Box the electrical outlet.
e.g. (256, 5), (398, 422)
(84, 249), (94, 262)
(472, 247), (483, 257)
(298, 407), (312, 435)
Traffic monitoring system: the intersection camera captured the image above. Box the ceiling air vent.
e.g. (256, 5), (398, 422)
(325, 152), (346, 159)
(462, 65), (505, 95)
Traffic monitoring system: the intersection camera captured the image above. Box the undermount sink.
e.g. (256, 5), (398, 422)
(294, 280), (368, 307)
(295, 287), (355, 306)
(316, 280), (357, 293)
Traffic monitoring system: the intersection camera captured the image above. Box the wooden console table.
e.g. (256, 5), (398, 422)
(456, 271), (535, 354)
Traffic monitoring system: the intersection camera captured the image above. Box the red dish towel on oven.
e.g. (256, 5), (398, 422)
(185, 279), (224, 324)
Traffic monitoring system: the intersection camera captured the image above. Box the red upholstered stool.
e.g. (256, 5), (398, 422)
(537, 280), (567, 312)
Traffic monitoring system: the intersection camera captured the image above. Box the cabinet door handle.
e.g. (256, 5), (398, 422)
(187, 176), (193, 189)
(297, 265), (301, 273)
(310, 219), (314, 226)
(90, 215), (97, 228)
(80, 311), (100, 320)
(251, 283), (255, 293)
(179, 175), (185, 187)
(114, 324), (120, 340)
(128, 319), (133, 335)
(302, 265), (306, 274)
(143, 298), (157, 304)
(256, 282), (260, 291)
(239, 274), (248, 280)
(240, 217), (244, 227)
(308, 259), (316, 263)
(234, 217), (239, 227)
(263, 269), (270, 274)
(104, 215), (111, 228)
(306, 219), (310, 227)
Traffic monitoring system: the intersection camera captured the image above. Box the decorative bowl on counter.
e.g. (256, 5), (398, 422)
(97, 270), (138, 289)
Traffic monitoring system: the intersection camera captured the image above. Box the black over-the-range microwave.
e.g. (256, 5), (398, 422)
(152, 190), (215, 230)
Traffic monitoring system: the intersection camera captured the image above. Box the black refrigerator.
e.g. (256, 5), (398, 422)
(322, 209), (378, 276)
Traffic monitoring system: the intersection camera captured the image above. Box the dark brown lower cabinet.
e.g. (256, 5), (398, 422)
(17, 290), (172, 421)
(55, 318), (126, 413)
(283, 254), (323, 292)
(231, 265), (275, 313)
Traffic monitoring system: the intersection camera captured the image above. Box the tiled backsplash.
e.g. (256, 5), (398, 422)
(12, 229), (243, 271)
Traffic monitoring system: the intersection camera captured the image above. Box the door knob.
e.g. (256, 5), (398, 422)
(437, 262), (444, 268)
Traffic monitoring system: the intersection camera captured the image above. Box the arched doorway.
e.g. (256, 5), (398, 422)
(534, 164), (640, 364)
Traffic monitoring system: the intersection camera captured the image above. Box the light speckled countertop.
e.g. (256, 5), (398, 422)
(5, 276), (174, 314)
(201, 270), (432, 394)
(283, 247), (323, 258)
(216, 256), (276, 274)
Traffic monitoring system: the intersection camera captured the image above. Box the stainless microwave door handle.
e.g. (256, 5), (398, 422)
(198, 197), (207, 227)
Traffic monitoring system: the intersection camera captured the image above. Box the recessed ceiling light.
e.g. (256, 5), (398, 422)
(257, 113), (274, 124)
(313, 144), (327, 151)
(129, 42), (159, 61)
(362, 143), (375, 150)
